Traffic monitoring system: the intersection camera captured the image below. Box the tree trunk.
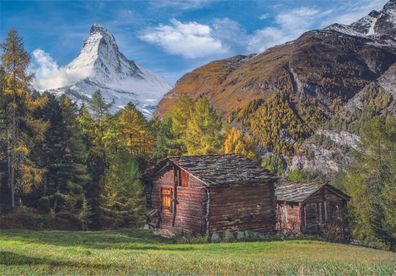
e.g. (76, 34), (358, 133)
(51, 182), (62, 218)
(8, 52), (17, 209)
(6, 127), (11, 187)
(9, 91), (16, 209)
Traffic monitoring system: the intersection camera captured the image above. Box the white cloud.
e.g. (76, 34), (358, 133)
(258, 13), (269, 20)
(212, 18), (248, 54)
(154, 0), (213, 10)
(248, 1), (387, 53)
(31, 49), (79, 91)
(276, 8), (320, 30)
(140, 6), (339, 58)
(248, 7), (329, 53)
(139, 19), (228, 59)
(248, 27), (290, 53)
(322, 0), (387, 25)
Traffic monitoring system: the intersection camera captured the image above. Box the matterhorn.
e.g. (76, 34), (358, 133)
(47, 24), (172, 117)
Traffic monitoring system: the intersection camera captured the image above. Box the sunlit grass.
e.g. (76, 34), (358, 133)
(0, 229), (395, 274)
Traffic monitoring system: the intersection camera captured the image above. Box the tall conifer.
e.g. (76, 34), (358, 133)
(1, 29), (47, 208)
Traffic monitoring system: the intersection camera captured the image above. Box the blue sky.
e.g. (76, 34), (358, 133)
(0, 0), (388, 86)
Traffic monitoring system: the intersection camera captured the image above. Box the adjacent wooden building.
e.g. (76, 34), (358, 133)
(145, 155), (278, 235)
(275, 182), (350, 236)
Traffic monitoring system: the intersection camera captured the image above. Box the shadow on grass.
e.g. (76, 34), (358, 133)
(0, 229), (196, 251)
(0, 251), (114, 270)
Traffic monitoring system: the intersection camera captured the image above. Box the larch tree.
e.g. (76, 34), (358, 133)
(1, 29), (47, 208)
(115, 102), (154, 157)
(165, 94), (194, 153)
(0, 67), (7, 181)
(224, 127), (257, 160)
(185, 96), (223, 155)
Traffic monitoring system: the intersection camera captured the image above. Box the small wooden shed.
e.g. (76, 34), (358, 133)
(275, 182), (350, 236)
(145, 154), (278, 235)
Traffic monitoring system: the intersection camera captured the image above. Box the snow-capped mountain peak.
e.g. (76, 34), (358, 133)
(325, 0), (396, 40)
(47, 24), (172, 117)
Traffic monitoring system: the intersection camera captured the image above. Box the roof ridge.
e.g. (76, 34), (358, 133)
(168, 153), (241, 158)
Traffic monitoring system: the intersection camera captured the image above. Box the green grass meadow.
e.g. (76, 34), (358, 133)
(0, 229), (395, 275)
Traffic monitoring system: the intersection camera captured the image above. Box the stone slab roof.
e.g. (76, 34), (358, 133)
(275, 182), (350, 203)
(275, 182), (323, 203)
(154, 154), (277, 186)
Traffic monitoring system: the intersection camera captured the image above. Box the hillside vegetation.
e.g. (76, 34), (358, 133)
(1, 230), (395, 275)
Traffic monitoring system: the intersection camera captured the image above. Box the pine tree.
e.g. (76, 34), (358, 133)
(1, 29), (48, 208)
(88, 90), (113, 167)
(79, 196), (93, 231)
(32, 94), (90, 219)
(100, 150), (145, 228)
(90, 90), (114, 119)
(77, 90), (113, 193)
(335, 114), (396, 250)
(151, 117), (181, 161)
(185, 96), (223, 155)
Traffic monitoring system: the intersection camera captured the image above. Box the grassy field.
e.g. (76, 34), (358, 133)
(0, 229), (395, 275)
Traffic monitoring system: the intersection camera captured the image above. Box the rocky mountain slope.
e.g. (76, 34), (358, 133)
(156, 1), (396, 119)
(48, 24), (172, 117)
(290, 62), (396, 174)
(155, 0), (396, 174)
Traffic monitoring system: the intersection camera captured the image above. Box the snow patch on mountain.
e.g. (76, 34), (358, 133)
(367, 17), (379, 35)
(34, 24), (172, 117)
(325, 0), (396, 44)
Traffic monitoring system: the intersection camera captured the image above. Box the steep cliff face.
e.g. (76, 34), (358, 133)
(155, 1), (396, 119)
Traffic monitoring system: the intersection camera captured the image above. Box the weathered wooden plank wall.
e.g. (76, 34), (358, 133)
(151, 168), (207, 234)
(276, 203), (301, 234)
(208, 183), (275, 233)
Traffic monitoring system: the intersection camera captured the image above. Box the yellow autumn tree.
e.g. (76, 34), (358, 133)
(224, 127), (257, 160)
(115, 103), (155, 157)
(185, 96), (223, 155)
(1, 29), (48, 208)
(164, 94), (194, 153)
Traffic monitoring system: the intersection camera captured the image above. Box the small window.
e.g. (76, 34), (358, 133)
(174, 168), (180, 186)
(161, 188), (172, 213)
(180, 170), (189, 187)
(175, 167), (189, 187)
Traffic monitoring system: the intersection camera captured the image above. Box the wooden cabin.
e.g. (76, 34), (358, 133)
(275, 182), (350, 236)
(145, 155), (278, 235)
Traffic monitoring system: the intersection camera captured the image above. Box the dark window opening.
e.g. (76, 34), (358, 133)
(327, 201), (338, 222)
(174, 167), (189, 187)
(306, 203), (318, 226)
